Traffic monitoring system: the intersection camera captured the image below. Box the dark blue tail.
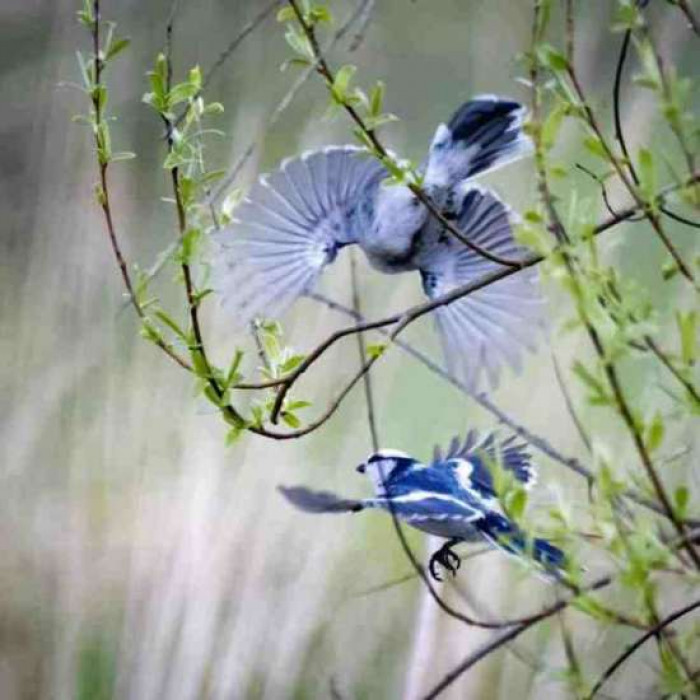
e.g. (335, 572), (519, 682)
(479, 512), (566, 575)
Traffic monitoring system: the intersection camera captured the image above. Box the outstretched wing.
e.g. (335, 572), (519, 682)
(214, 147), (386, 325)
(431, 430), (536, 501)
(417, 185), (544, 389)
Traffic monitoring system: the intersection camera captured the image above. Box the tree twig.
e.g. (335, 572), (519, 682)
(585, 597), (700, 699)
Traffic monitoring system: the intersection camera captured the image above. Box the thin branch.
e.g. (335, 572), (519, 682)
(208, 0), (376, 206)
(350, 250), (380, 451)
(88, 0), (191, 371)
(645, 336), (700, 405)
(201, 0), (282, 92)
(160, 11), (249, 430)
(422, 576), (612, 700)
(612, 5), (700, 229)
(346, 0), (376, 51)
(285, 0), (526, 269)
(567, 52), (697, 285)
(586, 597), (700, 699)
(575, 163), (644, 222)
(551, 349), (593, 454)
(675, 0), (700, 38)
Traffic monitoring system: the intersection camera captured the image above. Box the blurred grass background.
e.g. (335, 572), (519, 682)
(1, 0), (699, 698)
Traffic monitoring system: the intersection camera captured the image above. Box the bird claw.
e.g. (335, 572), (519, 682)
(428, 541), (462, 581)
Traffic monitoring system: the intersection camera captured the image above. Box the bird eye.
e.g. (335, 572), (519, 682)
(356, 464), (366, 474)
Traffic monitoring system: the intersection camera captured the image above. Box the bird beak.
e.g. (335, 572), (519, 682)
(356, 464), (365, 474)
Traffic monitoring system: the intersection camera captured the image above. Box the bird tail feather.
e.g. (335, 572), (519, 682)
(426, 96), (532, 187)
(480, 512), (566, 576)
(278, 485), (365, 513)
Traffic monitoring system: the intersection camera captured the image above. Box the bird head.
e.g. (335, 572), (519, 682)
(356, 449), (415, 494)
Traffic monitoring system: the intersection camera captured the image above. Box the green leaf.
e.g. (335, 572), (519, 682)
(676, 311), (697, 365)
(583, 136), (608, 162)
(140, 321), (163, 345)
(225, 424), (246, 446)
(276, 6), (297, 22)
(309, 5), (332, 23)
(538, 45), (568, 72)
(570, 595), (614, 623)
(179, 228), (201, 264)
(369, 81), (385, 116)
(284, 25), (313, 59)
(105, 37), (130, 62)
(367, 343), (387, 359)
(541, 101), (568, 150)
(190, 349), (210, 378)
(281, 57), (312, 71)
(281, 411), (301, 429)
(154, 310), (188, 340)
(169, 81), (199, 107)
(332, 64), (357, 102)
(188, 65), (202, 91)
(637, 147), (657, 202)
(286, 400), (311, 411)
(674, 485), (689, 520)
(505, 488), (527, 521)
(572, 360), (608, 403)
(645, 412), (664, 453)
(111, 151), (136, 162)
(280, 354), (306, 373)
(77, 0), (94, 27)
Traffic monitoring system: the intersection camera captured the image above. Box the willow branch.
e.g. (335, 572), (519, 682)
(88, 0), (191, 371)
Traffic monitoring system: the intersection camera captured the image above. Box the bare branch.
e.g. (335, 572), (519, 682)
(586, 597), (700, 699)
(422, 576), (612, 699)
(208, 0), (377, 206)
(202, 0), (282, 92)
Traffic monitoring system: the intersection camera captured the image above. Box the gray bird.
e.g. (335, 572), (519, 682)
(215, 96), (543, 387)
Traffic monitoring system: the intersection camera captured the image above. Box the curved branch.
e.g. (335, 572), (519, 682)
(422, 577), (612, 700)
(612, 6), (700, 229)
(586, 597), (700, 699)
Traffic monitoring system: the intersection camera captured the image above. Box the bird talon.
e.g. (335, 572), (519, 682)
(428, 540), (462, 581)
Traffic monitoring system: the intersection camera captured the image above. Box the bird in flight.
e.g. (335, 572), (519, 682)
(215, 96), (543, 388)
(279, 431), (566, 581)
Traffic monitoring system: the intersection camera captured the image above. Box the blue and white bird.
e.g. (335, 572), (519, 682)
(279, 431), (566, 581)
(215, 96), (543, 388)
